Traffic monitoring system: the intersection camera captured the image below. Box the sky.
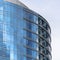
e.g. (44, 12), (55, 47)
(19, 0), (60, 60)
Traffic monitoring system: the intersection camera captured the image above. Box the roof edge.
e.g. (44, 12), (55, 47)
(5, 0), (28, 8)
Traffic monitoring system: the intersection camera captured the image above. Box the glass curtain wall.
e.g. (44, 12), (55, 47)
(0, 1), (39, 60)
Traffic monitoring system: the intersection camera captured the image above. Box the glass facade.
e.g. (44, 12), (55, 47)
(0, 0), (51, 60)
(38, 17), (51, 60)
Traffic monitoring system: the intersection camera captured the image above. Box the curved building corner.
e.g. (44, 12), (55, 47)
(0, 0), (51, 60)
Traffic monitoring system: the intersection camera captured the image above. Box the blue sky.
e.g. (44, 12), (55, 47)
(19, 0), (60, 60)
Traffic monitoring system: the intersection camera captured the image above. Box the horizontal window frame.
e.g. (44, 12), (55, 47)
(23, 17), (51, 42)
(23, 28), (51, 49)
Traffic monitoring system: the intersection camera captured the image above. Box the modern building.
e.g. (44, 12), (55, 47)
(0, 0), (51, 60)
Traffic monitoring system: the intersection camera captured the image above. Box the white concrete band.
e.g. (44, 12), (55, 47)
(5, 0), (28, 8)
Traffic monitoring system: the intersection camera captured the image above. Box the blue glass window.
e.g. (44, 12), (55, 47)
(24, 10), (38, 24)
